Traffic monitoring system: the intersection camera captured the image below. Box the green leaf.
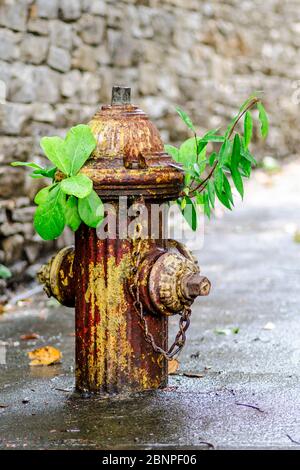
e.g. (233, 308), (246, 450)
(11, 161), (43, 170)
(29, 174), (45, 179)
(207, 180), (215, 208)
(175, 107), (195, 133)
(31, 167), (57, 180)
(215, 186), (232, 210)
(240, 139), (257, 165)
(218, 140), (231, 165)
(65, 196), (81, 231)
(164, 144), (180, 162)
(12, 161), (57, 180)
(33, 186), (66, 240)
(230, 135), (244, 198)
(193, 163), (200, 176)
(196, 130), (224, 156)
(199, 135), (225, 143)
(197, 144), (206, 173)
(40, 136), (70, 175)
(184, 172), (191, 186)
(244, 111), (253, 148)
(239, 157), (252, 178)
(178, 137), (197, 166)
(40, 125), (96, 177)
(179, 137), (206, 172)
(64, 124), (97, 176)
(203, 128), (220, 136)
(178, 196), (197, 230)
(214, 167), (224, 193)
(34, 184), (56, 205)
(214, 326), (239, 335)
(180, 197), (187, 210)
(195, 191), (204, 205)
(203, 192), (211, 218)
(197, 140), (207, 156)
(231, 167), (244, 199)
(0, 264), (12, 279)
(214, 328), (231, 336)
(61, 174), (93, 199)
(78, 190), (104, 228)
(209, 152), (217, 166)
(231, 134), (241, 168)
(223, 173), (234, 205)
(257, 102), (269, 138)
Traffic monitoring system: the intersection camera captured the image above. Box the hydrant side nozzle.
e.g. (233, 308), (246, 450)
(147, 249), (211, 316)
(37, 246), (75, 308)
(37, 259), (52, 298)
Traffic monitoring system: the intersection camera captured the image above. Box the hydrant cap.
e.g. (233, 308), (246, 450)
(80, 86), (184, 200)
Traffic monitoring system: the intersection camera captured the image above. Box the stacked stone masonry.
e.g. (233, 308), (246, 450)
(0, 0), (299, 300)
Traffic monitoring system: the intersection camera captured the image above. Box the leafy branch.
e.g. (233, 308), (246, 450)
(12, 125), (104, 241)
(165, 94), (269, 229)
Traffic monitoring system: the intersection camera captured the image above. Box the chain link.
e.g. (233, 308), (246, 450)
(129, 222), (192, 361)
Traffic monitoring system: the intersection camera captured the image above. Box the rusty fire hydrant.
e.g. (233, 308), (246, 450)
(38, 86), (211, 395)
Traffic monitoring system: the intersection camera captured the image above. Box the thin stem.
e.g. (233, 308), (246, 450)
(184, 97), (260, 198)
(194, 131), (198, 161)
(188, 132), (199, 190)
(227, 97), (259, 140)
(188, 161), (218, 197)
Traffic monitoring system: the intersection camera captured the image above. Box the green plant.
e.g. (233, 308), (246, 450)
(165, 95), (269, 230)
(0, 264), (11, 280)
(12, 125), (104, 240)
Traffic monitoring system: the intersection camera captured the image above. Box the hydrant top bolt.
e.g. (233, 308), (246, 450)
(111, 85), (131, 105)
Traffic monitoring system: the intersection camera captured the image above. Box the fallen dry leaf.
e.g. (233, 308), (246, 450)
(183, 372), (204, 378)
(20, 333), (40, 341)
(28, 346), (62, 366)
(168, 358), (179, 375)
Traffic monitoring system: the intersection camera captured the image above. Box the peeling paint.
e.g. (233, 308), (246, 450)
(74, 224), (169, 394)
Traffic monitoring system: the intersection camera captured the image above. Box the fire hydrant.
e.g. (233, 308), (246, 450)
(38, 86), (211, 395)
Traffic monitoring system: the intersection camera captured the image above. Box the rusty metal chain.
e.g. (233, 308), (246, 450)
(129, 222), (192, 361)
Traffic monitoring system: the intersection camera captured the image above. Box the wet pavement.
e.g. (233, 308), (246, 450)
(0, 161), (300, 450)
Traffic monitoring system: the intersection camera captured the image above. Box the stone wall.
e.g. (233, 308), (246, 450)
(0, 0), (299, 300)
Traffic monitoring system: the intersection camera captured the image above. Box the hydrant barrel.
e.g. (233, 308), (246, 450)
(74, 217), (169, 394)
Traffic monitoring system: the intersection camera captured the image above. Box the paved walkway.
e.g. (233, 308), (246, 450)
(0, 161), (300, 449)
